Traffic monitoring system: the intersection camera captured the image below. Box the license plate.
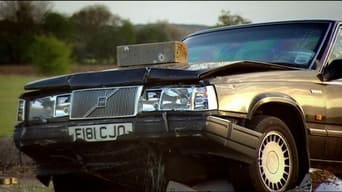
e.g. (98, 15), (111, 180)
(68, 123), (133, 142)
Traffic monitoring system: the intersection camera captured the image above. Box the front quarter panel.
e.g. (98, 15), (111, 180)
(210, 71), (326, 124)
(211, 70), (329, 164)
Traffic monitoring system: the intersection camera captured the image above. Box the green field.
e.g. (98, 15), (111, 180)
(0, 75), (41, 137)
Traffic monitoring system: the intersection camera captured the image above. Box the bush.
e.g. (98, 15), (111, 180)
(28, 35), (72, 75)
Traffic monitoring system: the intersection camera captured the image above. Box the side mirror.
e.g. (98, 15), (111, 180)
(319, 59), (342, 81)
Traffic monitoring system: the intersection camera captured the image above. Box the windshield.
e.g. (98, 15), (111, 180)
(184, 23), (329, 68)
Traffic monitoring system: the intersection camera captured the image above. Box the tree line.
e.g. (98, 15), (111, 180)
(0, 1), (250, 75)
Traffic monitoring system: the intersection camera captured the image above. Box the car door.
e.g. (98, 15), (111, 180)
(324, 26), (342, 161)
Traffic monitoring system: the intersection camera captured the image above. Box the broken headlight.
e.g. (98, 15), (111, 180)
(140, 85), (217, 112)
(28, 94), (70, 122)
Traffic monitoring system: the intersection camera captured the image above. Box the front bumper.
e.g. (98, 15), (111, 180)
(14, 112), (208, 146)
(14, 112), (262, 177)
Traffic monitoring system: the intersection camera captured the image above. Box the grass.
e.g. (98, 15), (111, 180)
(0, 64), (114, 137)
(0, 75), (41, 137)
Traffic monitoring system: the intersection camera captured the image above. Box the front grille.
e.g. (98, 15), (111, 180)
(70, 86), (142, 119)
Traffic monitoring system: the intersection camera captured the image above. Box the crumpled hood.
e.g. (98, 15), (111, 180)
(24, 61), (296, 90)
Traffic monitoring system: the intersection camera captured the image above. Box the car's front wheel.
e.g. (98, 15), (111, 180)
(52, 174), (114, 192)
(248, 115), (299, 192)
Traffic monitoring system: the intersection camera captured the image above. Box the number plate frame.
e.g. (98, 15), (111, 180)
(68, 123), (133, 142)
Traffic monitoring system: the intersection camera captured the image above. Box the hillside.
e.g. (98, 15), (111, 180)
(172, 24), (209, 36)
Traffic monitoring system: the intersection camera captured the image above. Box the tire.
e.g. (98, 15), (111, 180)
(248, 115), (299, 192)
(53, 174), (113, 192)
(53, 175), (76, 192)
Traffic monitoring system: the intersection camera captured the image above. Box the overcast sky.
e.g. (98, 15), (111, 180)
(52, 1), (342, 26)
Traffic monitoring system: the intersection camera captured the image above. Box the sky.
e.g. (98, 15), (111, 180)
(52, 1), (342, 26)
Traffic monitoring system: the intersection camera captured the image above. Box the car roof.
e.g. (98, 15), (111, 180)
(183, 19), (340, 40)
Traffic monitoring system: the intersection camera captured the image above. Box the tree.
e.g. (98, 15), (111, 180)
(136, 22), (169, 44)
(116, 19), (136, 45)
(71, 4), (138, 65)
(71, 4), (113, 34)
(0, 1), (52, 27)
(71, 4), (120, 64)
(86, 26), (117, 64)
(136, 21), (187, 44)
(43, 12), (73, 41)
(216, 10), (251, 27)
(28, 35), (73, 75)
(0, 1), (53, 64)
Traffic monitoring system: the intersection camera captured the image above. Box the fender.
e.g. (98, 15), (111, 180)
(247, 92), (311, 178)
(247, 92), (305, 121)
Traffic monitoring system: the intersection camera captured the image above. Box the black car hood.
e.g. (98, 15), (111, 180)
(25, 61), (296, 90)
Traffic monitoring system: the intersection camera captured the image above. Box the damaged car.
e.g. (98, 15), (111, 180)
(14, 20), (342, 191)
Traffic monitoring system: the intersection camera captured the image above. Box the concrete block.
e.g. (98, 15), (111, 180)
(117, 41), (188, 67)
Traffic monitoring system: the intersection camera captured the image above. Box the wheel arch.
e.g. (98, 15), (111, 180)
(247, 93), (310, 184)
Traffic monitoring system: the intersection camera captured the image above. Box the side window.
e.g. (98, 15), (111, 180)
(328, 28), (342, 64)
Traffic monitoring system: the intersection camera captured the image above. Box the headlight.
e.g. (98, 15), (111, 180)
(55, 95), (70, 117)
(17, 99), (25, 122)
(28, 94), (70, 122)
(140, 85), (217, 112)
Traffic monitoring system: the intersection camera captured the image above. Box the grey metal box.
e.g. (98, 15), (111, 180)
(117, 41), (188, 67)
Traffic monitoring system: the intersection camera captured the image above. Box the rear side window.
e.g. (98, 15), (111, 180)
(327, 27), (342, 64)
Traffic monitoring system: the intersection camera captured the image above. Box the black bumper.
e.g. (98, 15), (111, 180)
(14, 113), (262, 175)
(14, 112), (207, 146)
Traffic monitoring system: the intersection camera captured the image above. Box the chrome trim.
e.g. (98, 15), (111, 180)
(327, 129), (342, 137)
(70, 86), (143, 120)
(308, 22), (333, 69)
(82, 88), (120, 117)
(308, 128), (327, 136)
(311, 158), (342, 164)
(319, 23), (341, 73)
(53, 93), (71, 118)
(54, 94), (71, 117)
(322, 81), (342, 86)
(17, 99), (26, 121)
(310, 89), (323, 94)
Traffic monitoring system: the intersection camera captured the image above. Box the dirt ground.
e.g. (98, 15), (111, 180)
(0, 137), (34, 176)
(0, 137), (53, 192)
(1, 136), (342, 192)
